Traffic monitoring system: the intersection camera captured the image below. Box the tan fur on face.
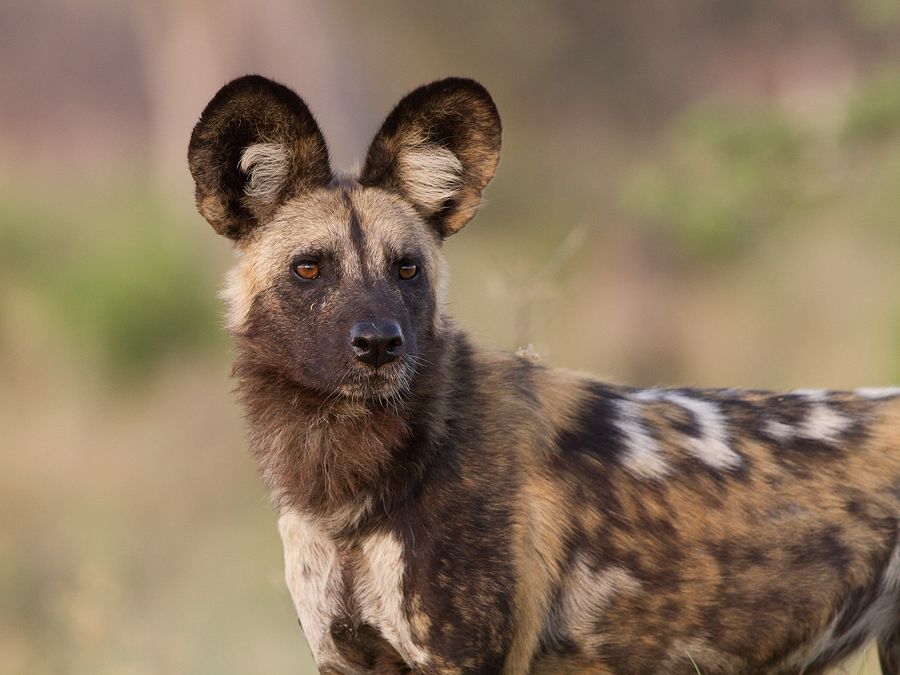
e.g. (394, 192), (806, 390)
(221, 186), (351, 334)
(222, 182), (449, 336)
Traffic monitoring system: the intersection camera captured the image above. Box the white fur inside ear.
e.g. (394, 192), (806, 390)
(398, 143), (464, 213)
(240, 142), (292, 204)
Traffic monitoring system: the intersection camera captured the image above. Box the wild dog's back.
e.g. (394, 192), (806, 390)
(521, 380), (900, 674)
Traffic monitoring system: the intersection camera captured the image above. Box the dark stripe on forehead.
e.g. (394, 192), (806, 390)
(338, 184), (368, 278)
(347, 201), (365, 253)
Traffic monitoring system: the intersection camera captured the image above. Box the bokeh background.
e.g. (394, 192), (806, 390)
(3, 0), (900, 672)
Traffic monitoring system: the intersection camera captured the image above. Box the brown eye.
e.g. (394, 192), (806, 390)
(294, 262), (319, 280)
(398, 263), (418, 280)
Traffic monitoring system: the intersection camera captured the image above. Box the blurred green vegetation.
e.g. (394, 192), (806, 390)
(622, 103), (811, 260)
(842, 69), (900, 141)
(621, 67), (900, 263)
(0, 179), (225, 378)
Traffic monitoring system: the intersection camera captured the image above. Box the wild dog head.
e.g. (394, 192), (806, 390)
(188, 76), (501, 403)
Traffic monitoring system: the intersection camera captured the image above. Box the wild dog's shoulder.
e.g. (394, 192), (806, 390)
(436, 333), (602, 446)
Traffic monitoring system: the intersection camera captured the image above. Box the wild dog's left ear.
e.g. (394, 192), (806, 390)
(360, 78), (501, 238)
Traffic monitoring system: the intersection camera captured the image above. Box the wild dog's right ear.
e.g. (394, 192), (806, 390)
(360, 78), (501, 238)
(188, 75), (332, 241)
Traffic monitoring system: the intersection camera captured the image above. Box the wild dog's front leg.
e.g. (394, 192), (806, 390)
(279, 511), (438, 675)
(278, 512), (351, 672)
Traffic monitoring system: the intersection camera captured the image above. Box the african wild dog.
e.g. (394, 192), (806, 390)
(188, 75), (900, 675)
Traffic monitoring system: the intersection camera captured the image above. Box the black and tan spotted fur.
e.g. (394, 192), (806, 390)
(189, 75), (900, 675)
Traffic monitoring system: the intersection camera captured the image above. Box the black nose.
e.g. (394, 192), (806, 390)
(349, 320), (404, 368)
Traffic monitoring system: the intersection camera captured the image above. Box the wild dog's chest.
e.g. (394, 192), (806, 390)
(277, 510), (431, 674)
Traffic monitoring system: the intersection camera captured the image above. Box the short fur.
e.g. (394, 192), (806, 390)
(189, 75), (900, 675)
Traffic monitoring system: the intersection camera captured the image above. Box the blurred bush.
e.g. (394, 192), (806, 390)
(842, 69), (900, 141)
(621, 102), (811, 260)
(0, 180), (225, 378)
(621, 68), (900, 263)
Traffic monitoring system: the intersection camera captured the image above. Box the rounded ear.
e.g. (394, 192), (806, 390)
(359, 78), (501, 238)
(188, 75), (332, 242)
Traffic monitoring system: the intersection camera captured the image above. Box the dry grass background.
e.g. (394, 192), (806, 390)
(2, 0), (900, 672)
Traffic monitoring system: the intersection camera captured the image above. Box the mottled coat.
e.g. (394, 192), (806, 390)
(189, 75), (900, 675)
